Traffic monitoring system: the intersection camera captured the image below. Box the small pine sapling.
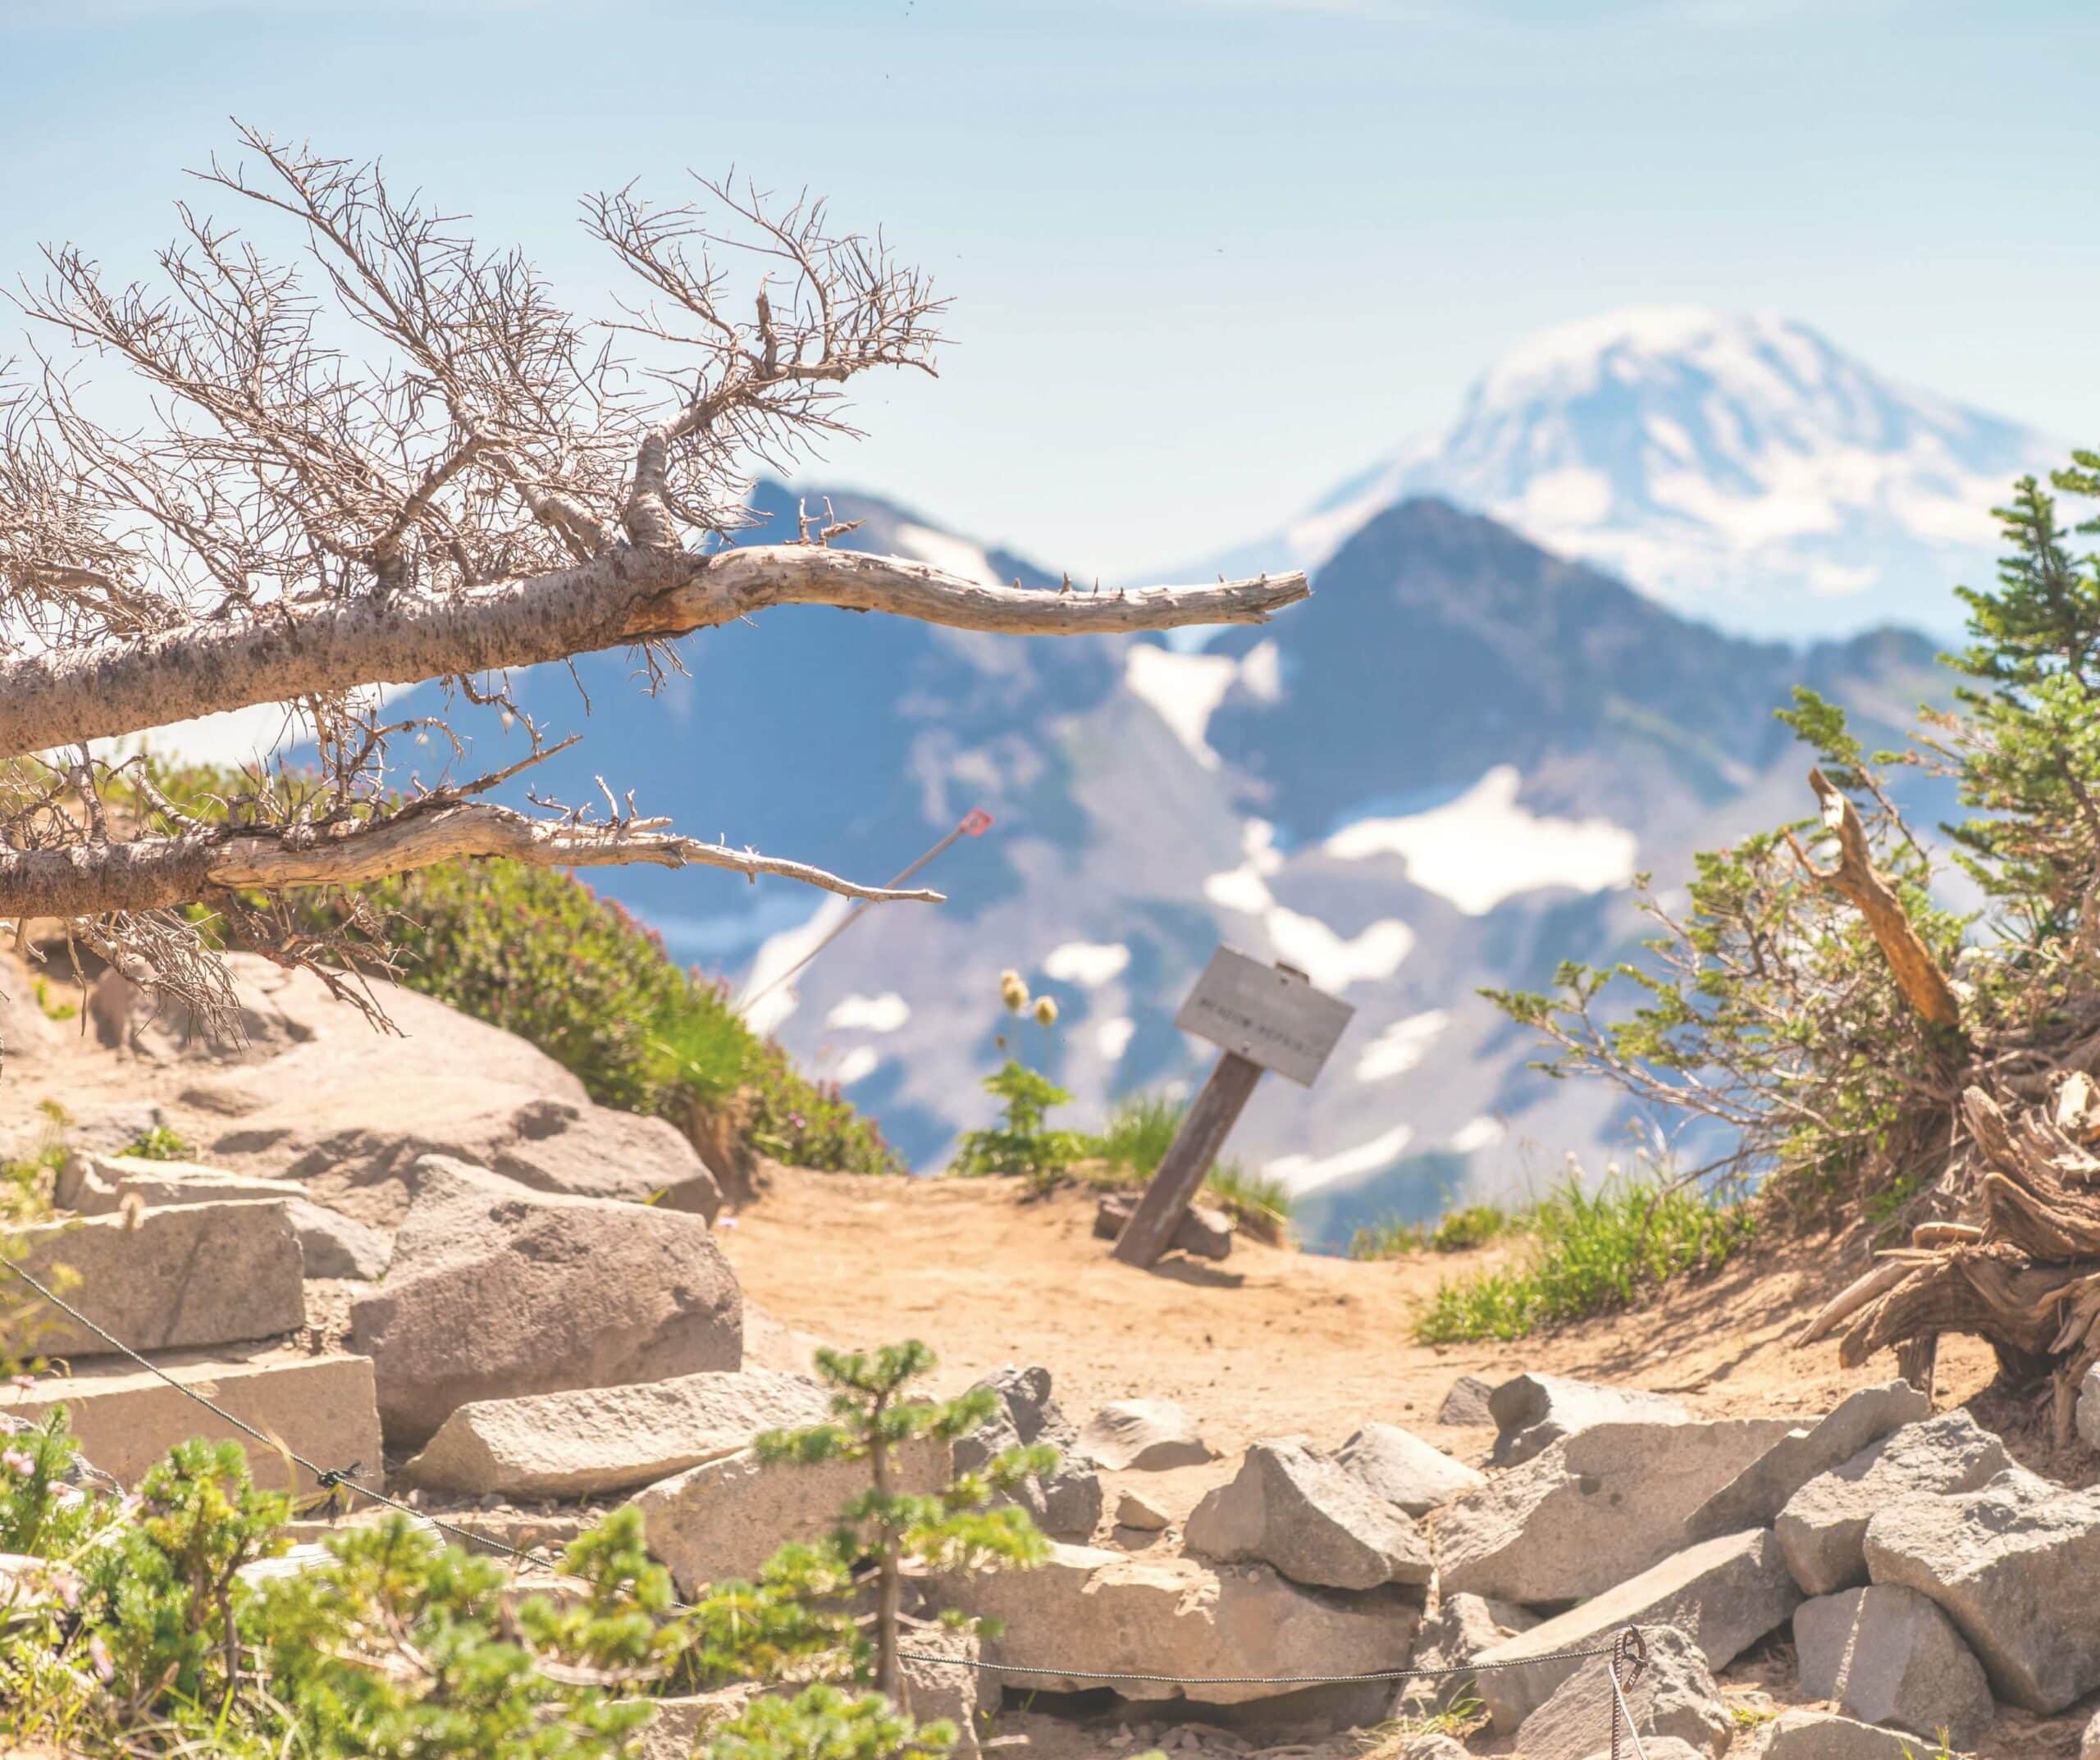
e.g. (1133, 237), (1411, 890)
(753, 1341), (1052, 1700)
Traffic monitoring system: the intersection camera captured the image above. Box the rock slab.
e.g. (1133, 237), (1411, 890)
(1744, 1709), (1959, 1758)
(1486, 1372), (1688, 1466)
(1514, 1624), (1730, 1760)
(955, 1364), (1102, 1539)
(1332, 1421), (1483, 1516)
(1686, 1380), (1930, 1541)
(405, 1367), (832, 1498)
(949, 1541), (1422, 1705)
(632, 1439), (948, 1597)
(1094, 1192), (1234, 1260)
(1186, 1437), (1432, 1589)
(61, 1156), (392, 1282)
(5, 1201), (304, 1358)
(1437, 1416), (1796, 1605)
(1470, 1529), (1801, 1731)
(1864, 1470), (2100, 1713)
(349, 1158), (742, 1444)
(1793, 1584), (1992, 1750)
(1077, 1398), (1216, 1470)
(1774, 1411), (2011, 1596)
(4, 1352), (381, 1494)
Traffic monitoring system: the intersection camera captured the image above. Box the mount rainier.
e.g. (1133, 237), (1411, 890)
(1198, 308), (2056, 640)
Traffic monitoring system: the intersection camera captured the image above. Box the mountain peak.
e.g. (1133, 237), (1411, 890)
(1212, 309), (2057, 641)
(1472, 305), (1796, 404)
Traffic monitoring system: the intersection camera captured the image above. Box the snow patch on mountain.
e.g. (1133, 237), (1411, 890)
(833, 1046), (881, 1086)
(1124, 641), (1282, 767)
(1325, 766), (1638, 914)
(1354, 1010), (1449, 1083)
(1450, 1115), (1506, 1153)
(1266, 908), (1414, 994)
(1203, 818), (1286, 914)
(1043, 941), (1131, 987)
(1267, 1122), (1414, 1197)
(740, 896), (849, 1036)
(827, 992), (911, 1033)
(893, 521), (1003, 587)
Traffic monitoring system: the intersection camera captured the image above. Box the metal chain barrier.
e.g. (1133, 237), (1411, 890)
(3, 1253), (1659, 1751)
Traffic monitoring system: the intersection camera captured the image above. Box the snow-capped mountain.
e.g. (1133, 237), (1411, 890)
(1203, 309), (2056, 639)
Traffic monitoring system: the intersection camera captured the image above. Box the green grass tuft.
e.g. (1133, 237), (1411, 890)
(1413, 1173), (1753, 1343)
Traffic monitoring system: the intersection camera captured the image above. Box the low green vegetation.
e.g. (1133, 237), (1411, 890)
(119, 1124), (193, 1163)
(946, 977), (1297, 1242)
(1411, 1170), (1755, 1344)
(0, 1339), (1047, 1758)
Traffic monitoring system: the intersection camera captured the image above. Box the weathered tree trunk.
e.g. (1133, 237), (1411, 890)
(1834, 1087), (2100, 1446)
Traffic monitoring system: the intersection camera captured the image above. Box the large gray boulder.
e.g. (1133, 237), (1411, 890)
(2084, 1703), (2100, 1760)
(1332, 1422), (1483, 1516)
(1185, 1437), (1432, 1589)
(1793, 1584), (1993, 1751)
(1686, 1381), (1930, 1541)
(1774, 1411), (2012, 1595)
(632, 1439), (949, 1596)
(284, 1200), (394, 1281)
(404, 1368), (832, 1498)
(1863, 1470), (2100, 1713)
(1742, 1709), (1964, 1758)
(4, 1201), (304, 1358)
(1514, 1624), (1729, 1760)
(164, 957), (721, 1227)
(1395, 1591), (1536, 1713)
(349, 1158), (742, 1444)
(1076, 1398), (1216, 1470)
(954, 1364), (1102, 1540)
(60, 1153), (392, 1281)
(1486, 1372), (1688, 1466)
(1470, 1530), (1801, 1731)
(947, 1541), (1422, 1705)
(1436, 1416), (1795, 1605)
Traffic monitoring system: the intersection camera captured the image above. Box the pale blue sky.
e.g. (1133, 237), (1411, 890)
(2, 0), (2093, 581)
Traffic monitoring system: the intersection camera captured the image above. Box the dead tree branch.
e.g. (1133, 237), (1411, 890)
(1790, 767), (1964, 1032)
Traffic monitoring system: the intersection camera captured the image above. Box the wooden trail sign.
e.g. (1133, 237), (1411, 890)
(1112, 948), (1354, 1268)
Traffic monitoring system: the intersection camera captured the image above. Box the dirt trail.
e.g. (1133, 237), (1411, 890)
(722, 1166), (2006, 1463)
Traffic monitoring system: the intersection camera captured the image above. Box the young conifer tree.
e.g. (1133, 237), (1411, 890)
(755, 1341), (1052, 1701)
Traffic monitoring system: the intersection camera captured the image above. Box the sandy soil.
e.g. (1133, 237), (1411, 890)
(722, 1165), (2021, 1465)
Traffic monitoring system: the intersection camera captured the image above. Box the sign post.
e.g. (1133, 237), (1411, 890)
(1112, 947), (1354, 1268)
